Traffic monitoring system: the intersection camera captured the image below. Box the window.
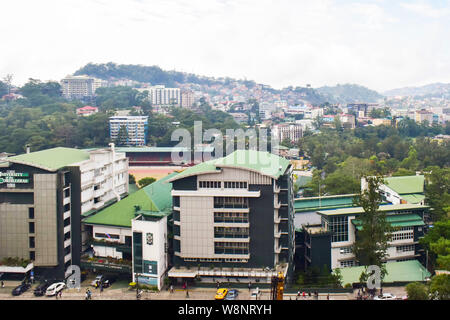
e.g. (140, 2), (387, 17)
(391, 227), (414, 241)
(214, 212), (249, 223)
(224, 181), (247, 189)
(396, 244), (415, 252)
(214, 197), (248, 209)
(324, 216), (348, 242)
(28, 208), (34, 219)
(29, 251), (35, 261)
(339, 246), (352, 254)
(29, 236), (35, 249)
(199, 181), (222, 188)
(214, 242), (249, 255)
(29, 222), (35, 234)
(214, 227), (249, 238)
(339, 260), (355, 268)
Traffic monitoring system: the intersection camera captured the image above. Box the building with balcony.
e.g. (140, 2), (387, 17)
(167, 149), (295, 284)
(0, 146), (128, 280)
(109, 116), (149, 146)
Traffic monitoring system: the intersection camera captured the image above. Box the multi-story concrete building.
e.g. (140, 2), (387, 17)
(82, 173), (175, 289)
(145, 85), (181, 107)
(302, 204), (428, 270)
(167, 150), (296, 284)
(109, 116), (149, 146)
(181, 90), (195, 108)
(0, 146), (128, 280)
(61, 75), (107, 100)
(272, 123), (303, 143)
(415, 109), (434, 125)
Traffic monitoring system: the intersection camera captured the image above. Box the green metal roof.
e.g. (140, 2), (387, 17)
(318, 203), (428, 216)
(83, 173), (176, 228)
(169, 150), (290, 182)
(384, 175), (424, 195)
(338, 260), (431, 285)
(7, 147), (90, 172)
(352, 213), (425, 230)
(295, 194), (357, 213)
(401, 194), (425, 204)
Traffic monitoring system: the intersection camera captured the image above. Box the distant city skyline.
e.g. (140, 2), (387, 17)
(1, 0), (449, 92)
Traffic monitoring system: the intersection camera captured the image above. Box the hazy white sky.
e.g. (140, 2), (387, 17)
(1, 0), (449, 92)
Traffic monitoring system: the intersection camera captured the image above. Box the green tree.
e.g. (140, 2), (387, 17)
(429, 274), (450, 300)
(129, 174), (136, 185)
(352, 176), (392, 278)
(424, 167), (450, 221)
(405, 282), (429, 300)
(114, 125), (129, 146)
(138, 177), (156, 188)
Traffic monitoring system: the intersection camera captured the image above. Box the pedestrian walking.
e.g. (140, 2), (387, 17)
(327, 293), (330, 300)
(1, 280), (4, 288)
(302, 291), (306, 299)
(248, 282), (252, 292)
(216, 281), (220, 289)
(59, 290), (62, 299)
(170, 284), (174, 293)
(100, 283), (103, 293)
(186, 289), (189, 298)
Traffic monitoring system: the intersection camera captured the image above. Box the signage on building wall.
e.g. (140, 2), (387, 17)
(146, 233), (153, 245)
(0, 171), (29, 186)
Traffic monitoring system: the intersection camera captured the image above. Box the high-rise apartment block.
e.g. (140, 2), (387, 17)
(109, 116), (149, 146)
(61, 75), (107, 100)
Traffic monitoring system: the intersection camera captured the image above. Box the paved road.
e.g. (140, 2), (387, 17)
(0, 284), (352, 300)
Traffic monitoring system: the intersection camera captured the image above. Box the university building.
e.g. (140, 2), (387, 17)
(167, 150), (296, 284)
(0, 146), (128, 280)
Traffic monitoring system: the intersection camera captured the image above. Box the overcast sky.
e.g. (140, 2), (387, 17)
(1, 0), (449, 92)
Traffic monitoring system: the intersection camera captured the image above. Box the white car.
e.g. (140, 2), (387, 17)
(373, 293), (397, 300)
(46, 282), (66, 296)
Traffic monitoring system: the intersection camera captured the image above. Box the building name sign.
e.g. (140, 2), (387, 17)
(0, 171), (30, 185)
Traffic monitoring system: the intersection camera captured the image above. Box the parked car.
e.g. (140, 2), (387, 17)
(215, 288), (228, 300)
(34, 281), (51, 296)
(373, 293), (397, 300)
(91, 275), (104, 287)
(225, 289), (239, 300)
(12, 282), (31, 296)
(102, 276), (117, 288)
(45, 282), (65, 296)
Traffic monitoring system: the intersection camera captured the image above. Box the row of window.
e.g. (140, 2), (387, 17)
(214, 197), (248, 209)
(396, 244), (415, 252)
(199, 181), (249, 189)
(214, 212), (249, 224)
(391, 231), (414, 241)
(340, 260), (356, 268)
(214, 227), (249, 238)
